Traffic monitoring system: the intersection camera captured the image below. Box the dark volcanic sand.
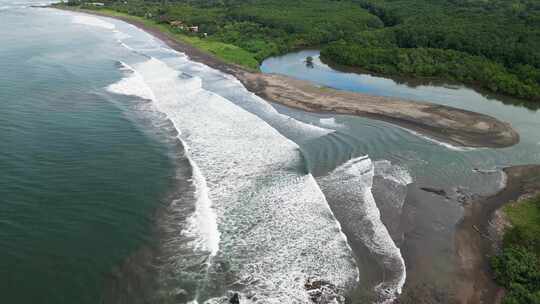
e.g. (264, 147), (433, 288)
(454, 165), (540, 304)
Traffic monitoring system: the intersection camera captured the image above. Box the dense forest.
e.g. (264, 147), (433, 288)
(491, 194), (540, 304)
(63, 0), (540, 100)
(322, 0), (540, 100)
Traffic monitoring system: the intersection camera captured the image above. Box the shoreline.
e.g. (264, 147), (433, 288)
(56, 6), (520, 149)
(454, 165), (540, 303)
(48, 7), (540, 303)
(317, 55), (540, 112)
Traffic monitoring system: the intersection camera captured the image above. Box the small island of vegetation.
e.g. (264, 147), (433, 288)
(59, 0), (540, 102)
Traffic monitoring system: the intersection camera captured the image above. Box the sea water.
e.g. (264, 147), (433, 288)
(262, 50), (540, 300)
(1, 3), (366, 304)
(0, 3), (178, 303)
(4, 3), (538, 304)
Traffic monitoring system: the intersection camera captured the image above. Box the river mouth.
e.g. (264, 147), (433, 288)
(261, 50), (540, 302)
(4, 4), (540, 303)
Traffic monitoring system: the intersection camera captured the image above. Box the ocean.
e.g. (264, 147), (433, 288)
(2, 2), (540, 304)
(0, 2), (179, 303)
(1, 3), (359, 304)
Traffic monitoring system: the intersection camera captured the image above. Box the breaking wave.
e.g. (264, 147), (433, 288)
(319, 156), (409, 303)
(106, 57), (358, 303)
(72, 14), (116, 30)
(107, 61), (220, 257)
(102, 14), (416, 303)
(374, 160), (413, 186)
(0, 0), (57, 10)
(155, 54), (333, 144)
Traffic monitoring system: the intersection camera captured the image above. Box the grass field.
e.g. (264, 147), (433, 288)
(504, 195), (540, 237)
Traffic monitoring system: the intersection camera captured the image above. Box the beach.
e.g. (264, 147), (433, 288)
(54, 8), (535, 303)
(454, 165), (540, 303)
(3, 3), (539, 303)
(56, 7), (519, 149)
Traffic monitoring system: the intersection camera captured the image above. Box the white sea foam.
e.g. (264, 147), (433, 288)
(472, 167), (508, 191)
(184, 153), (221, 256)
(399, 126), (478, 152)
(107, 57), (358, 303)
(498, 170), (508, 190)
(72, 14), (116, 30)
(110, 21), (331, 142)
(320, 156), (406, 303)
(108, 61), (220, 256)
(158, 55), (333, 143)
(319, 117), (346, 129)
(374, 160), (413, 186)
(119, 41), (136, 52)
(113, 29), (131, 40)
(107, 62), (154, 100)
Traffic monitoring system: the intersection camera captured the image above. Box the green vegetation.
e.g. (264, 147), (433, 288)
(322, 0), (540, 100)
(59, 0), (381, 68)
(322, 45), (540, 100)
(60, 0), (540, 102)
(60, 0), (380, 66)
(60, 7), (260, 69)
(491, 194), (540, 304)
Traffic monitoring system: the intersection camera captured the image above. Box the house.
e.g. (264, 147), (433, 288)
(169, 21), (199, 33)
(170, 20), (185, 29)
(89, 2), (105, 6)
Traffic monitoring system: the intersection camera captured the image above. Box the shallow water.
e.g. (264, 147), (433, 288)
(3, 3), (540, 303)
(262, 50), (540, 301)
(1, 4), (365, 304)
(108, 58), (358, 302)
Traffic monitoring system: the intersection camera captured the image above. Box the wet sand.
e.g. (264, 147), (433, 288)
(454, 165), (540, 304)
(57, 7), (519, 149)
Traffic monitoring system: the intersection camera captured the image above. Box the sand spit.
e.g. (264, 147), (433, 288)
(58, 7), (519, 149)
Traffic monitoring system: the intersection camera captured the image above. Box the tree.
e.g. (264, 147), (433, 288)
(305, 56), (314, 68)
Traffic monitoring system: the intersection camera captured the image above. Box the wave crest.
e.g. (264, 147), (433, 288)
(319, 156), (407, 303)
(72, 14), (116, 30)
(106, 57), (359, 303)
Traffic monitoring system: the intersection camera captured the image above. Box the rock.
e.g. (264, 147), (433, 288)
(420, 187), (447, 197)
(229, 293), (240, 304)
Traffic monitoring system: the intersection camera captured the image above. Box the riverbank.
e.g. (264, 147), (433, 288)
(54, 6), (520, 149)
(454, 165), (540, 304)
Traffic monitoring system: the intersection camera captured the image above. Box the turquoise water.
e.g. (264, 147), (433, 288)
(0, 4), (178, 303)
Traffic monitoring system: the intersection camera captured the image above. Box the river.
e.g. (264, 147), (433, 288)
(261, 49), (540, 302)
